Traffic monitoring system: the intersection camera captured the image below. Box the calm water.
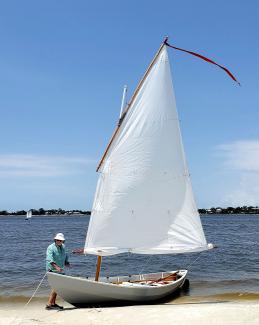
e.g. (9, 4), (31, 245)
(1, 214), (259, 302)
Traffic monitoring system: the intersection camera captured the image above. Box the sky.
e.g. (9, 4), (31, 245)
(0, 0), (258, 211)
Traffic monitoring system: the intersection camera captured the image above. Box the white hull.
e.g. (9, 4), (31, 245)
(47, 270), (188, 306)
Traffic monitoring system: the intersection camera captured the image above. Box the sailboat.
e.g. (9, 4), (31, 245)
(47, 38), (238, 306)
(25, 210), (32, 220)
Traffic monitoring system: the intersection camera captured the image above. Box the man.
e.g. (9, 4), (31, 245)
(46, 233), (70, 310)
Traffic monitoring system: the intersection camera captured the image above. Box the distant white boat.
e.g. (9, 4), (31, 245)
(25, 210), (32, 220)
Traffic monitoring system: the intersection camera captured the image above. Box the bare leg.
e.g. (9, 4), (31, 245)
(47, 290), (57, 306)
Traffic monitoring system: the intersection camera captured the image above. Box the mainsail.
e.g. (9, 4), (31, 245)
(85, 45), (209, 256)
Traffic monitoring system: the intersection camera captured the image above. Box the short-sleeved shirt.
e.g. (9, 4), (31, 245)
(46, 242), (69, 272)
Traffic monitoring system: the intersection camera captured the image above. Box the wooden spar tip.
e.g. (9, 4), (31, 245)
(163, 36), (169, 45)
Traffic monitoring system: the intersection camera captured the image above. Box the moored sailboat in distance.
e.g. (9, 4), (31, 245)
(25, 210), (32, 220)
(47, 37), (238, 306)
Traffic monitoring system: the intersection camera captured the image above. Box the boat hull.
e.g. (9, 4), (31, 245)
(47, 270), (188, 306)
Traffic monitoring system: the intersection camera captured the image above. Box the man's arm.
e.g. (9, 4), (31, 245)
(46, 245), (63, 272)
(72, 248), (84, 254)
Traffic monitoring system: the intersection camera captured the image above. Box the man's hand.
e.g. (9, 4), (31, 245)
(72, 248), (84, 255)
(51, 262), (63, 273)
(55, 265), (63, 272)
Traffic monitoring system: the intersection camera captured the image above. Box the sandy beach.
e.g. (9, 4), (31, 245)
(1, 300), (259, 325)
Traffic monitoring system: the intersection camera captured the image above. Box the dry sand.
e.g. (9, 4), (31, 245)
(1, 300), (259, 325)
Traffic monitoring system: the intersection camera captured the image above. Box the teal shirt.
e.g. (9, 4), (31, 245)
(46, 242), (69, 272)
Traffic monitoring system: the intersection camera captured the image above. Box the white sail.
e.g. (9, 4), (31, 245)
(26, 210), (32, 219)
(85, 46), (209, 256)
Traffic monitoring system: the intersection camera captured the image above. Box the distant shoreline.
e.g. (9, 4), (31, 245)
(0, 205), (259, 216)
(198, 206), (259, 215)
(0, 214), (90, 217)
(0, 209), (91, 216)
(1, 205), (259, 216)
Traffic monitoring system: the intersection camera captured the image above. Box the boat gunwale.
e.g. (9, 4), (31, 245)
(48, 270), (188, 289)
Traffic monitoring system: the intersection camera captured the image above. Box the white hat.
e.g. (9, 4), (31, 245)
(54, 233), (65, 241)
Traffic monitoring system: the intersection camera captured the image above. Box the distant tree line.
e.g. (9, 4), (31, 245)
(0, 208), (91, 216)
(1, 206), (259, 216)
(198, 206), (259, 214)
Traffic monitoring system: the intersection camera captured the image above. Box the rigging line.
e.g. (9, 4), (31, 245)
(25, 271), (48, 307)
(185, 251), (204, 270)
(138, 255), (153, 276)
(9, 272), (48, 325)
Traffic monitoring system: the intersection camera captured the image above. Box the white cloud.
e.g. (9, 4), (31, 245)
(0, 154), (96, 177)
(223, 175), (259, 206)
(215, 140), (259, 206)
(216, 140), (259, 171)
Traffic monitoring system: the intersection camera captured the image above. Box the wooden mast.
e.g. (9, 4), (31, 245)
(96, 37), (168, 172)
(95, 255), (102, 281)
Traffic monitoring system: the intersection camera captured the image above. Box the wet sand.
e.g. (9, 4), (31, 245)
(1, 299), (259, 325)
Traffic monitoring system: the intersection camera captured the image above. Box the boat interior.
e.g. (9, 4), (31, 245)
(82, 270), (185, 287)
